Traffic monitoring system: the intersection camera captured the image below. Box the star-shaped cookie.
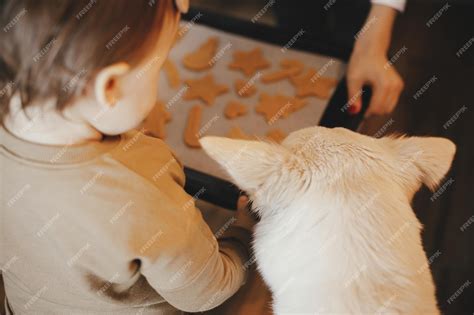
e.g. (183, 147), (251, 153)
(235, 79), (257, 97)
(183, 74), (229, 105)
(255, 93), (307, 123)
(291, 68), (338, 99)
(228, 48), (270, 76)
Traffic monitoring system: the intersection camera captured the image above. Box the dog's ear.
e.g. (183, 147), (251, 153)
(200, 136), (290, 192)
(393, 136), (456, 190)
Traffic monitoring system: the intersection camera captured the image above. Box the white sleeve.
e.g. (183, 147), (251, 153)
(371, 0), (406, 12)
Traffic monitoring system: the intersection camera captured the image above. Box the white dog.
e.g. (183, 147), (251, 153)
(200, 126), (455, 315)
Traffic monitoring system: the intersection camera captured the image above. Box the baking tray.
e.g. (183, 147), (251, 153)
(163, 9), (371, 210)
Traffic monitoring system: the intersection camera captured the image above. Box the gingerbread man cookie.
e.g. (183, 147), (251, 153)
(183, 74), (229, 105)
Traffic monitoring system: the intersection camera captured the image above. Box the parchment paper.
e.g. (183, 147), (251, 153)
(157, 23), (346, 180)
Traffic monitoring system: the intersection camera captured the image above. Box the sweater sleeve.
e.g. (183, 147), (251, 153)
(135, 204), (252, 312)
(371, 0), (406, 12)
(113, 134), (252, 312)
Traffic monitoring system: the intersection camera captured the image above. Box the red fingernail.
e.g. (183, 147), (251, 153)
(348, 104), (360, 115)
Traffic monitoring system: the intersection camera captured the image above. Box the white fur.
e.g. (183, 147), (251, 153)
(200, 126), (456, 315)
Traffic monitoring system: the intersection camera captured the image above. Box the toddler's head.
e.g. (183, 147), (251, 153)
(1, 0), (184, 136)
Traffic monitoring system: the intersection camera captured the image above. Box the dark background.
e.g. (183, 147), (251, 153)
(1, 0), (473, 314)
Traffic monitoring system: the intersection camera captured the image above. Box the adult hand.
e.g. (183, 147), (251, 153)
(347, 4), (404, 116)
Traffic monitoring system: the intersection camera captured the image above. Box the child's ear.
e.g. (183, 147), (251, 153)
(394, 136), (456, 190)
(200, 136), (290, 193)
(94, 62), (130, 108)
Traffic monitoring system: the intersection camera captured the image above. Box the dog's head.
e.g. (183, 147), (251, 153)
(200, 126), (456, 217)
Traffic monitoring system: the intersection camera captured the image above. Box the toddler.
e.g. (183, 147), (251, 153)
(0, 0), (254, 314)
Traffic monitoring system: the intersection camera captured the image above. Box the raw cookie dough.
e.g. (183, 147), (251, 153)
(183, 74), (229, 105)
(255, 93), (308, 123)
(184, 105), (203, 148)
(224, 100), (248, 119)
(183, 37), (219, 71)
(266, 129), (287, 143)
(143, 101), (171, 139)
(234, 79), (257, 97)
(228, 48), (270, 76)
(163, 59), (181, 89)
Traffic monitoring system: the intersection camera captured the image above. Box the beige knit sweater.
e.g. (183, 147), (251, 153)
(0, 125), (251, 314)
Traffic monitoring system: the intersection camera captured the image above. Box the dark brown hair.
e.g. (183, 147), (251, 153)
(0, 0), (178, 117)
